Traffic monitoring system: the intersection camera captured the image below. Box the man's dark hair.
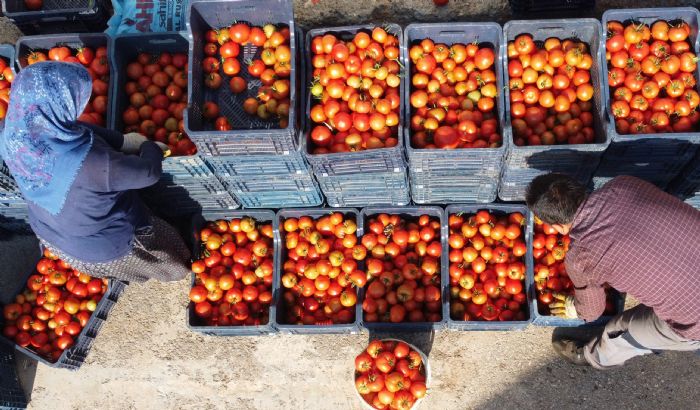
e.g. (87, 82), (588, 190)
(525, 173), (587, 225)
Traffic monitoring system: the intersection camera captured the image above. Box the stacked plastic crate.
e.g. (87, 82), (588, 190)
(1, 0), (111, 35)
(499, 19), (609, 201)
(403, 23), (506, 204)
(186, 0), (321, 209)
(0, 45), (30, 234)
(302, 25), (410, 207)
(109, 32), (239, 216)
(668, 150), (700, 209)
(592, 8), (700, 191)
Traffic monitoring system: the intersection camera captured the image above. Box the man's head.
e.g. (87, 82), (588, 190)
(525, 173), (588, 235)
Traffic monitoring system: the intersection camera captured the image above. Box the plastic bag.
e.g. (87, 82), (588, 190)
(106, 0), (189, 36)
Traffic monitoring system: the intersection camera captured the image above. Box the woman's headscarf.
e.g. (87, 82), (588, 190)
(0, 61), (94, 215)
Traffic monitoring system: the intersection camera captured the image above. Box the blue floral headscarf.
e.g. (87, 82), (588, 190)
(0, 62), (94, 215)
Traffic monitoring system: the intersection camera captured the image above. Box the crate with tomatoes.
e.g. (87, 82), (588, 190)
(593, 8), (700, 191)
(499, 19), (609, 202)
(185, 0), (299, 156)
(303, 24), (410, 207)
(188, 211), (278, 336)
(109, 31), (238, 216)
(360, 207), (448, 331)
(445, 205), (534, 330)
(0, 247), (126, 370)
(403, 22), (506, 204)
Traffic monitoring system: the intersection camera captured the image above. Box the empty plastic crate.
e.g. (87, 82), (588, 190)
(185, 0), (299, 156)
(593, 140), (698, 190)
(668, 150), (700, 199)
(15, 33), (113, 127)
(303, 24), (406, 176)
(0, 248), (127, 370)
(686, 192), (700, 209)
(601, 8), (700, 144)
(359, 206), (447, 331)
(205, 152), (310, 178)
(188, 210), (278, 336)
(317, 168), (410, 207)
(274, 208), (363, 334)
(0, 344), (27, 410)
(445, 204), (534, 331)
(403, 23), (506, 204)
(500, 19), (608, 202)
(2, 0), (110, 35)
(140, 187), (239, 217)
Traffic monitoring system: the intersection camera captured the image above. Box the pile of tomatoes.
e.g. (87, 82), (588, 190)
(354, 339), (428, 410)
(0, 56), (14, 120)
(308, 27), (401, 153)
(121, 52), (196, 156)
(447, 210), (528, 322)
(408, 40), (501, 149)
(25, 44), (110, 126)
(1, 249), (108, 362)
(200, 23), (291, 131)
(362, 214), (442, 324)
(508, 35), (597, 146)
(189, 217), (274, 326)
(606, 19), (700, 134)
(279, 213), (367, 325)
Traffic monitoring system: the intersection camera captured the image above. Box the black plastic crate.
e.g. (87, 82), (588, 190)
(0, 344), (27, 410)
(188, 210), (279, 336)
(3, 0), (111, 35)
(360, 206), (448, 332)
(185, 0), (298, 155)
(0, 248), (127, 370)
(668, 150), (700, 199)
(509, 0), (595, 14)
(15, 33), (113, 127)
(274, 208), (363, 334)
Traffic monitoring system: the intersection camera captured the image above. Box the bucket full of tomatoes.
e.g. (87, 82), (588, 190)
(354, 338), (430, 410)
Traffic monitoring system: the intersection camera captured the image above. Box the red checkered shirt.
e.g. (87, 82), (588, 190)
(566, 176), (700, 340)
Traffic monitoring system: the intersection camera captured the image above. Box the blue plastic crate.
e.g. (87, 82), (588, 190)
(316, 169), (410, 207)
(444, 204), (534, 331)
(185, 0), (299, 156)
(403, 23), (506, 202)
(410, 169), (499, 204)
(666, 150), (700, 199)
(16, 33), (113, 127)
(0, 344), (26, 410)
(303, 24), (406, 176)
(2, 0), (110, 35)
(359, 207), (448, 331)
(686, 192), (700, 209)
(274, 208), (363, 334)
(187, 210), (279, 336)
(0, 248), (127, 370)
(324, 188), (410, 208)
(601, 8), (700, 143)
(593, 141), (698, 190)
(234, 189), (322, 209)
(532, 291), (626, 327)
(140, 188), (239, 217)
(205, 153), (310, 178)
(500, 19), (609, 201)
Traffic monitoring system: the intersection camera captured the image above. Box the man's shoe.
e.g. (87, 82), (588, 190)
(552, 339), (590, 366)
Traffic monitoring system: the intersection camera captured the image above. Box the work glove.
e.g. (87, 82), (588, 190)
(120, 132), (148, 154)
(549, 292), (578, 319)
(154, 142), (172, 158)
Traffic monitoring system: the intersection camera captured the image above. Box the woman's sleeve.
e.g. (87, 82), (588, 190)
(107, 142), (164, 191)
(78, 121), (124, 151)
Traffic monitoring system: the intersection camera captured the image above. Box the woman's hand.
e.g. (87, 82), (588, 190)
(120, 132), (149, 154)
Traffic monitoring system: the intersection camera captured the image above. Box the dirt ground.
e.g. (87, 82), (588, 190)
(2, 1), (700, 409)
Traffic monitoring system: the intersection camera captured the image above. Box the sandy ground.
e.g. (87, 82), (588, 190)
(2, 1), (700, 409)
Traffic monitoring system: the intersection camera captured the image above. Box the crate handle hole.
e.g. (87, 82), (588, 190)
(148, 39), (178, 45)
(438, 31), (466, 36)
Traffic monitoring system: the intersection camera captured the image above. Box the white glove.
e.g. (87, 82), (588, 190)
(154, 142), (172, 158)
(120, 132), (148, 154)
(549, 293), (578, 319)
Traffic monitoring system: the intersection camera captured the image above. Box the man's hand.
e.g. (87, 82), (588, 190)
(120, 132), (148, 154)
(549, 292), (578, 319)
